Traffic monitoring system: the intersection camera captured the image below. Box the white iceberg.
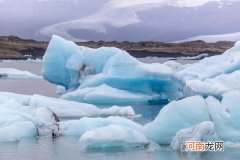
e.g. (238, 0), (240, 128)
(79, 125), (149, 149)
(0, 95), (139, 142)
(59, 116), (143, 137)
(0, 92), (137, 118)
(207, 91), (240, 142)
(43, 35), (184, 104)
(170, 121), (215, 151)
(144, 90), (240, 144)
(0, 68), (41, 80)
(184, 70), (240, 97)
(0, 99), (59, 141)
(143, 96), (210, 144)
(180, 41), (240, 81)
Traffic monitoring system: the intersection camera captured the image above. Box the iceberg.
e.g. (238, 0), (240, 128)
(59, 116), (143, 137)
(144, 90), (240, 145)
(43, 35), (184, 104)
(184, 70), (240, 97)
(0, 99), (59, 141)
(180, 41), (240, 81)
(206, 91), (240, 142)
(0, 92), (137, 118)
(0, 68), (41, 80)
(61, 84), (153, 105)
(79, 125), (149, 149)
(0, 93), (140, 142)
(143, 96), (210, 144)
(170, 121), (215, 151)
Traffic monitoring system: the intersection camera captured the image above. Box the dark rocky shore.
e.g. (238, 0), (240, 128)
(0, 36), (235, 59)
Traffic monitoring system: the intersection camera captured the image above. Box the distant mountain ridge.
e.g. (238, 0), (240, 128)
(0, 36), (235, 59)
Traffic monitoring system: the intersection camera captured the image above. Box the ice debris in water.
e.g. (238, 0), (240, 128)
(0, 68), (41, 80)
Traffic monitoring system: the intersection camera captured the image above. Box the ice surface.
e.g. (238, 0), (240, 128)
(43, 37), (240, 102)
(184, 70), (240, 97)
(0, 95), (138, 142)
(0, 99), (59, 141)
(43, 35), (183, 104)
(170, 121), (215, 151)
(59, 116), (143, 137)
(180, 41), (240, 81)
(0, 68), (41, 80)
(143, 96), (211, 144)
(79, 124), (149, 149)
(0, 92), (136, 118)
(61, 84), (153, 105)
(206, 90), (240, 142)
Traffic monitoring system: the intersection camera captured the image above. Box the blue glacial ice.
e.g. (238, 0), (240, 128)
(4, 35), (240, 149)
(144, 90), (240, 145)
(43, 36), (240, 103)
(143, 95), (211, 144)
(43, 35), (184, 104)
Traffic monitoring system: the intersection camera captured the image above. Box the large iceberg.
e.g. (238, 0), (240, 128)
(0, 93), (139, 142)
(143, 96), (211, 144)
(43, 35), (183, 104)
(180, 41), (240, 81)
(144, 90), (240, 144)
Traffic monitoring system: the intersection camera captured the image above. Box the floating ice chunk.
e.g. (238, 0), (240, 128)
(79, 125), (149, 149)
(0, 92), (136, 118)
(170, 121), (215, 151)
(184, 71), (240, 97)
(180, 41), (240, 81)
(62, 84), (153, 105)
(0, 68), (41, 80)
(0, 121), (36, 142)
(100, 106), (135, 117)
(144, 96), (210, 144)
(0, 92), (31, 105)
(163, 61), (189, 71)
(43, 35), (184, 103)
(0, 99), (60, 141)
(182, 53), (208, 60)
(59, 116), (143, 137)
(206, 91), (240, 142)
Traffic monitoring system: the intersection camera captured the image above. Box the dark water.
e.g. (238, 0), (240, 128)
(0, 60), (239, 160)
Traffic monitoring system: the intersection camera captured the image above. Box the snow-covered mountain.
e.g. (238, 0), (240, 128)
(0, 0), (240, 42)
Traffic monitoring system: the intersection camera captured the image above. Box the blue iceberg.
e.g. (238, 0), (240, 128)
(43, 35), (184, 104)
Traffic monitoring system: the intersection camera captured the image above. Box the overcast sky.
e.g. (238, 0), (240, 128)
(1, 0), (240, 42)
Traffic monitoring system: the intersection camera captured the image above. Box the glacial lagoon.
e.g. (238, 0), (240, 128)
(1, 59), (240, 160)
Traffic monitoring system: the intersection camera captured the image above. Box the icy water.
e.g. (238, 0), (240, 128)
(1, 59), (240, 160)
